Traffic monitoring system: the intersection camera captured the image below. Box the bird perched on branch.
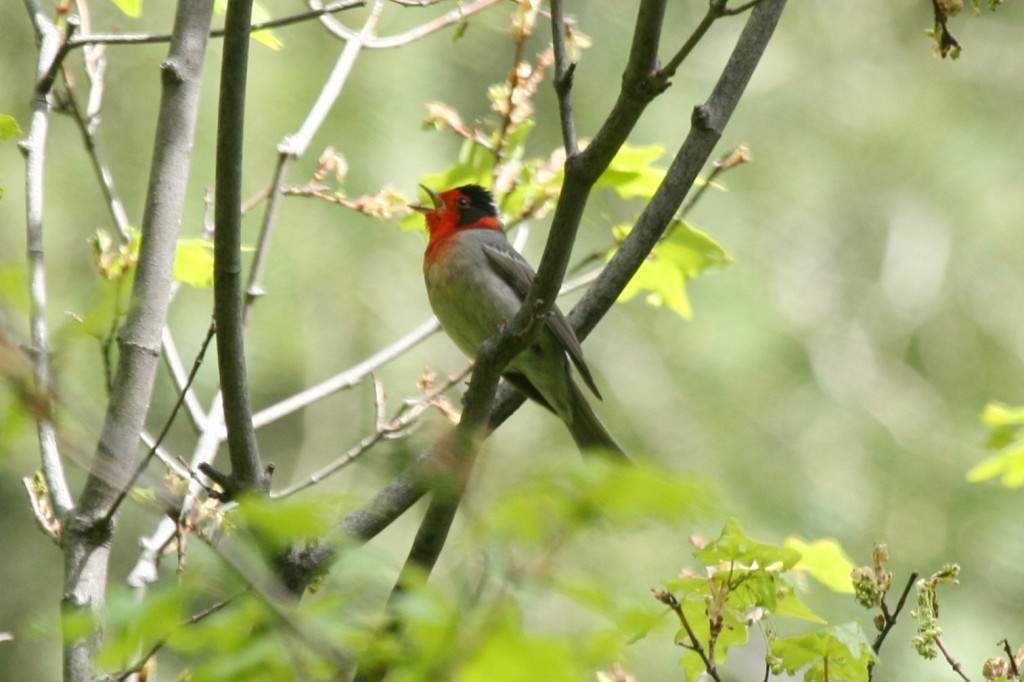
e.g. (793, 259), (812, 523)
(411, 184), (628, 461)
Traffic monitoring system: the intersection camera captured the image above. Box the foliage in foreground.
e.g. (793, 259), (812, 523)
(63, 457), (1019, 681)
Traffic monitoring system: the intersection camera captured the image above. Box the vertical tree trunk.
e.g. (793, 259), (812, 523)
(62, 2), (215, 679)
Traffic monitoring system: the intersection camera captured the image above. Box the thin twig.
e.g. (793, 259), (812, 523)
(64, 0), (366, 49)
(272, 363), (470, 498)
(1000, 639), (1021, 680)
(654, 589), (722, 682)
(100, 322), (216, 526)
(722, 0), (766, 16)
(935, 636), (972, 682)
(280, 1), (383, 159)
(250, 316), (440, 433)
(871, 571), (919, 657)
(113, 591), (244, 681)
(161, 326), (209, 432)
(550, 0), (579, 154)
(311, 0), (502, 48)
(59, 70), (132, 239)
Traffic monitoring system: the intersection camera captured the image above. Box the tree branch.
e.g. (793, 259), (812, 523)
(20, 0), (75, 520)
(213, 0), (267, 494)
(550, 0), (578, 154)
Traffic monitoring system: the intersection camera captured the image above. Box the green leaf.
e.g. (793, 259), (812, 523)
(966, 442), (1024, 486)
(773, 589), (827, 624)
(981, 400), (1024, 427)
(97, 588), (184, 670)
(969, 401), (1024, 486)
(250, 0), (283, 49)
(483, 461), (713, 546)
(695, 518), (801, 572)
(174, 238), (215, 288)
(0, 265), (28, 311)
(458, 627), (580, 682)
(596, 144), (667, 200)
(770, 623), (875, 682)
(616, 221), (732, 320)
(107, 0), (142, 18)
(594, 464), (715, 526)
(0, 113), (23, 140)
(786, 537), (857, 593)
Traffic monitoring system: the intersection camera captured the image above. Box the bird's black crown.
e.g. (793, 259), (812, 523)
(457, 184), (498, 217)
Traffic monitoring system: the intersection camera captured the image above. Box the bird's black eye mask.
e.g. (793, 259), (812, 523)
(455, 184), (498, 226)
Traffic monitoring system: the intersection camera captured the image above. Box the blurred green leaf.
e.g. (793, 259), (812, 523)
(969, 401), (1024, 486)
(0, 265), (28, 311)
(66, 276), (132, 342)
(458, 625), (580, 682)
(236, 494), (338, 550)
(982, 400), (1024, 427)
(774, 589), (827, 624)
(175, 238), (215, 288)
(107, 0), (142, 18)
(966, 442), (1024, 486)
(786, 537), (857, 594)
(97, 588), (183, 670)
(483, 461), (713, 546)
(617, 221), (732, 319)
(250, 0), (283, 49)
(0, 113), (22, 139)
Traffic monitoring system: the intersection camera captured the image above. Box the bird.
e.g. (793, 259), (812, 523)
(411, 183), (628, 461)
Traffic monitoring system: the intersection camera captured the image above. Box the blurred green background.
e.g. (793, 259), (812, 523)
(2, 1), (1023, 679)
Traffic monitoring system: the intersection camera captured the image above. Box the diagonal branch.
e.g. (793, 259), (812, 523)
(572, 0), (787, 340)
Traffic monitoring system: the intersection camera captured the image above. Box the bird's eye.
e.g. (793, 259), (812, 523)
(456, 197), (470, 209)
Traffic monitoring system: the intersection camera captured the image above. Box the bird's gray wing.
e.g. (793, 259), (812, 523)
(482, 243), (602, 399)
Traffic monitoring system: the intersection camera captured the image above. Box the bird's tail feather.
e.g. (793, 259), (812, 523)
(567, 380), (631, 463)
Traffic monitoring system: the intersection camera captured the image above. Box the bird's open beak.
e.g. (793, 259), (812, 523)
(408, 184), (442, 213)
